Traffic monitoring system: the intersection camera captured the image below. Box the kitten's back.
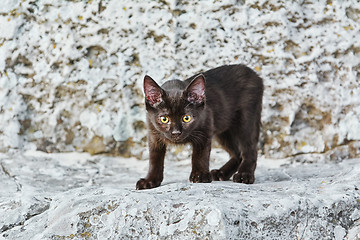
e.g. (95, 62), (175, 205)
(186, 64), (263, 133)
(188, 64), (263, 100)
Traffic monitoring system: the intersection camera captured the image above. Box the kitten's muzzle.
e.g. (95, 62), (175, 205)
(171, 130), (182, 138)
(169, 130), (183, 142)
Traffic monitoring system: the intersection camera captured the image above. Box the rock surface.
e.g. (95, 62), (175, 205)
(1, 1), (360, 238)
(0, 0), (360, 159)
(1, 150), (359, 239)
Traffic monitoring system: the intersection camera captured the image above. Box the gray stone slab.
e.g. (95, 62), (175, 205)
(1, 151), (359, 239)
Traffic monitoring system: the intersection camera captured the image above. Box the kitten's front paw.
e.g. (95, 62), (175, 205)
(233, 171), (255, 184)
(136, 178), (162, 190)
(189, 171), (212, 183)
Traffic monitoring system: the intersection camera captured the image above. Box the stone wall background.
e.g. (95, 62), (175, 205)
(0, 0), (359, 160)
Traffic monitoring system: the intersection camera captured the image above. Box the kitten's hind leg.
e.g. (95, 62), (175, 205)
(232, 109), (261, 184)
(211, 131), (241, 181)
(232, 146), (257, 184)
(211, 157), (241, 181)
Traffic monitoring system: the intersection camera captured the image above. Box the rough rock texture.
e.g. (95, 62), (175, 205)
(1, 1), (360, 239)
(1, 0), (360, 159)
(0, 150), (359, 239)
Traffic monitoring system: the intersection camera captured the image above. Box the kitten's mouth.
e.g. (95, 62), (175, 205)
(169, 136), (183, 143)
(167, 134), (185, 143)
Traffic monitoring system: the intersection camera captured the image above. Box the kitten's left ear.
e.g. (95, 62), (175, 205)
(144, 75), (164, 107)
(185, 74), (206, 104)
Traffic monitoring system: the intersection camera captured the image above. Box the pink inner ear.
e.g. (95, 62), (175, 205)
(145, 89), (162, 106)
(144, 76), (163, 106)
(187, 92), (204, 103)
(187, 75), (205, 104)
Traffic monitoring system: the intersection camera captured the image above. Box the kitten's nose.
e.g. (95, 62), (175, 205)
(171, 130), (181, 137)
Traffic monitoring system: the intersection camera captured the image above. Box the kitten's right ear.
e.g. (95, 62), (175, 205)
(144, 75), (164, 107)
(185, 74), (206, 104)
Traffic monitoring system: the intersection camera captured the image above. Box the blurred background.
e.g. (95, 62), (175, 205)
(0, 0), (359, 161)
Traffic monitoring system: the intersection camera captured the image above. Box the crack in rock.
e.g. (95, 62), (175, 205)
(1, 162), (22, 192)
(1, 199), (51, 235)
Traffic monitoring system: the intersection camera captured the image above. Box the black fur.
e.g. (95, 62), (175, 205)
(137, 64), (264, 190)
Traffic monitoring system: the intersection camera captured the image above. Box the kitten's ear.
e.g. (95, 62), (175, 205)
(185, 74), (206, 104)
(144, 75), (164, 107)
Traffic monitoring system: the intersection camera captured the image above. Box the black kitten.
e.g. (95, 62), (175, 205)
(136, 64), (264, 190)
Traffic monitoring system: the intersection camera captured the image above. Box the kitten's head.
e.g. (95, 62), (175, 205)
(143, 74), (206, 143)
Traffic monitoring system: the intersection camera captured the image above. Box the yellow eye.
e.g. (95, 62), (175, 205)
(182, 115), (191, 123)
(160, 116), (169, 124)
